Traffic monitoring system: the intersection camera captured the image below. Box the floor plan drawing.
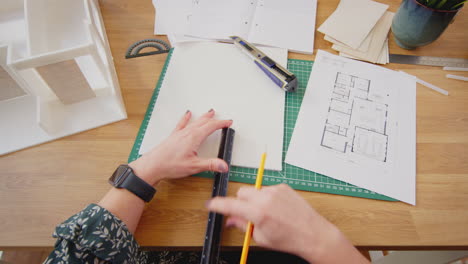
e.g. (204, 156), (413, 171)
(286, 50), (416, 205)
(321, 72), (388, 162)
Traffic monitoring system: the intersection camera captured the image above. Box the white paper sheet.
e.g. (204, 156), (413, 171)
(285, 51), (416, 205)
(185, 0), (317, 54)
(166, 34), (214, 46)
(139, 42), (287, 171)
(318, 0), (388, 49)
(153, 0), (193, 35)
(186, 0), (256, 40)
(247, 0), (317, 54)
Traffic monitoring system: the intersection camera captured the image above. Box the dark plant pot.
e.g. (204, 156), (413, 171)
(391, 0), (462, 49)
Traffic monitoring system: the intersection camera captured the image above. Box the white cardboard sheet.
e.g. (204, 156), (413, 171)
(139, 42), (287, 171)
(285, 51), (416, 205)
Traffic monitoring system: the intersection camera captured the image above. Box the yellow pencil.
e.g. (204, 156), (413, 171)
(239, 152), (267, 264)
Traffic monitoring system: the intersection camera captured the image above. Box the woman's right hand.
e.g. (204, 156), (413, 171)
(206, 184), (369, 264)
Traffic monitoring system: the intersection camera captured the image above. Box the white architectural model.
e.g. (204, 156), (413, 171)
(0, 0), (126, 155)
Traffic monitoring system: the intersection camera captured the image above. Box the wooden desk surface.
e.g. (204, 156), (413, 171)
(1, 0), (467, 249)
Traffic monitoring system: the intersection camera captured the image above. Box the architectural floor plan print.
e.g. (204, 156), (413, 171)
(321, 72), (388, 162)
(286, 51), (416, 205)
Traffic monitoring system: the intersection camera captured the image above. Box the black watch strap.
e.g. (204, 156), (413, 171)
(109, 165), (156, 203)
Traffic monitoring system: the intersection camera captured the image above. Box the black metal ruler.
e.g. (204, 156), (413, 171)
(200, 128), (235, 264)
(389, 54), (468, 68)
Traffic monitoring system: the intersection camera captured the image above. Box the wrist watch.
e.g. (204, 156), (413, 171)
(108, 164), (156, 202)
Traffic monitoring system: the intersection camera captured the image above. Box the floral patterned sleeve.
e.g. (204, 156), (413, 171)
(44, 204), (149, 264)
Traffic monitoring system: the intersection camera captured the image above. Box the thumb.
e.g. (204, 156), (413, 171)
(197, 158), (229, 173)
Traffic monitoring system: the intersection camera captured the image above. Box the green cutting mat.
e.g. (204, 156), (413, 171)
(128, 49), (396, 201)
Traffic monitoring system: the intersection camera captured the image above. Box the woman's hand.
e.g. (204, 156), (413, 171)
(206, 184), (370, 264)
(129, 109), (233, 186)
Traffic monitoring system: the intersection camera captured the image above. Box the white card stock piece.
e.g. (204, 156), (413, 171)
(340, 39), (389, 65)
(331, 12), (394, 63)
(139, 42), (287, 171)
(285, 51), (417, 205)
(318, 0), (388, 49)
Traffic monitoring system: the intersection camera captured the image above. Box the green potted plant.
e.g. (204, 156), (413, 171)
(391, 0), (466, 49)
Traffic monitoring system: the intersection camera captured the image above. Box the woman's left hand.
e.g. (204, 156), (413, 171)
(129, 109), (233, 186)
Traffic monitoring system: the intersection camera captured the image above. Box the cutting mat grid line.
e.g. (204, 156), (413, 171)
(128, 54), (395, 201)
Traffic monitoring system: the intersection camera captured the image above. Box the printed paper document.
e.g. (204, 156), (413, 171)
(285, 51), (416, 204)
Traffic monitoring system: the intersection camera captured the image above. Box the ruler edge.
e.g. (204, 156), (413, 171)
(200, 127), (235, 264)
(389, 54), (468, 67)
(127, 48), (175, 163)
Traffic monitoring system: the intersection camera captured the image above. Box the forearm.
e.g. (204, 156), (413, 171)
(97, 159), (163, 233)
(300, 225), (370, 264)
(48, 112), (230, 263)
(98, 187), (145, 233)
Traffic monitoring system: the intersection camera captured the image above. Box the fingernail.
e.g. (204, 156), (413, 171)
(225, 220), (235, 228)
(185, 110), (190, 114)
(218, 163), (228, 172)
(205, 200), (212, 208)
(208, 108), (214, 113)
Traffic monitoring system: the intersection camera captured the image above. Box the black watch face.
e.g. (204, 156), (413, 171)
(109, 165), (130, 186)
